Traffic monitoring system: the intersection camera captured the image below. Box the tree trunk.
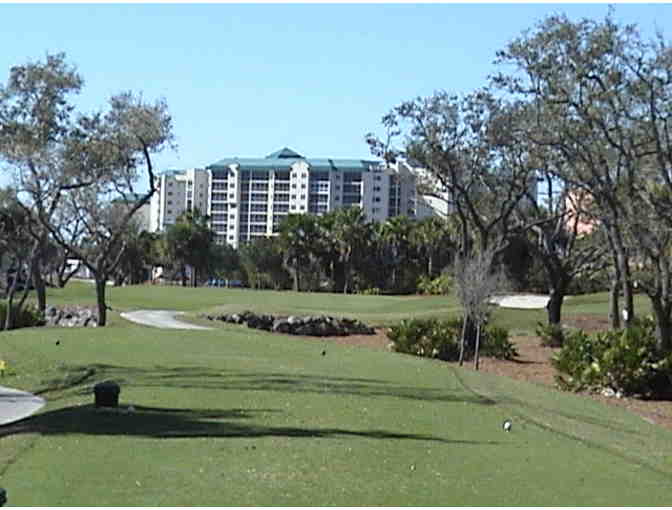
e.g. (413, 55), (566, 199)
(427, 254), (433, 279)
(609, 271), (621, 330)
(650, 296), (672, 353)
(611, 229), (634, 326)
(546, 286), (566, 325)
(4, 287), (16, 331)
(458, 315), (467, 366)
(293, 262), (300, 292)
(181, 265), (188, 287)
(95, 276), (108, 327)
(473, 321), (481, 371)
(31, 255), (46, 314)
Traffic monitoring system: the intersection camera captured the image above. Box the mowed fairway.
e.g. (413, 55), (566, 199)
(0, 284), (670, 506)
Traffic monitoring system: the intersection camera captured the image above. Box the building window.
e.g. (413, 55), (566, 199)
(301, 183), (306, 189)
(374, 175), (382, 181)
(300, 194), (306, 200)
(167, 191), (173, 196)
(167, 209), (173, 214)
(167, 200), (173, 205)
(292, 183), (297, 189)
(230, 214), (235, 220)
(299, 205), (305, 210)
(374, 197), (381, 203)
(230, 182), (235, 188)
(229, 225), (235, 230)
(229, 193), (235, 199)
(373, 186), (381, 192)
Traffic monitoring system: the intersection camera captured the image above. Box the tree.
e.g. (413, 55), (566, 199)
(493, 12), (672, 349)
(0, 188), (35, 330)
(492, 13), (640, 327)
(114, 227), (157, 285)
(329, 206), (373, 294)
(367, 90), (538, 261)
(0, 53), (84, 314)
(165, 209), (214, 287)
(411, 215), (457, 279)
(379, 215), (417, 292)
(238, 237), (288, 290)
(0, 54), (173, 326)
(276, 214), (322, 292)
(453, 247), (508, 370)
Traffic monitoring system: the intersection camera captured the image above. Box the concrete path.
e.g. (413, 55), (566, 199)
(120, 310), (212, 330)
(0, 386), (46, 426)
(490, 294), (551, 309)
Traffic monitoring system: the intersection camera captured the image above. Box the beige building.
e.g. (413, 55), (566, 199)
(149, 148), (418, 248)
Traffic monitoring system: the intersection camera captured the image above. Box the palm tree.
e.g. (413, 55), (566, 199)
(411, 216), (457, 278)
(379, 215), (415, 292)
(330, 207), (372, 294)
(276, 214), (321, 291)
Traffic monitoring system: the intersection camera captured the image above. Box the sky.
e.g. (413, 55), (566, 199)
(0, 2), (671, 184)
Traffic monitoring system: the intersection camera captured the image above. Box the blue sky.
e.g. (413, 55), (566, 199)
(0, 3), (670, 179)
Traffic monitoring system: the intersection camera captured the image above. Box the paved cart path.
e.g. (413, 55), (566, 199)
(0, 386), (46, 426)
(120, 310), (212, 330)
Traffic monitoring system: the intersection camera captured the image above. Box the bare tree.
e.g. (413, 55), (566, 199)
(453, 247), (508, 370)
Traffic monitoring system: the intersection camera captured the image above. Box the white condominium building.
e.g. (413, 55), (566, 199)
(149, 148), (417, 248)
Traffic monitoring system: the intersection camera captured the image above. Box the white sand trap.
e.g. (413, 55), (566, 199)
(121, 310), (212, 330)
(490, 294), (551, 309)
(0, 386), (46, 426)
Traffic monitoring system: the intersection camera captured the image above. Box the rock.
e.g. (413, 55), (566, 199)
(205, 310), (374, 338)
(43, 305), (99, 329)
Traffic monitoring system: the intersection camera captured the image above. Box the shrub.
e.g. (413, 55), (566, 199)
(536, 321), (565, 347)
(359, 287), (381, 295)
(481, 326), (519, 360)
(387, 317), (515, 362)
(551, 318), (672, 397)
(387, 317), (459, 361)
(0, 302), (44, 330)
(416, 274), (452, 295)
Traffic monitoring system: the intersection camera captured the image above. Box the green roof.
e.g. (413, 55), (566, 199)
(208, 148), (381, 172)
(266, 147), (304, 159)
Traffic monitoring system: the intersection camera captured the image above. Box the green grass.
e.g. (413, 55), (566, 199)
(47, 281), (463, 327)
(1, 285), (670, 505)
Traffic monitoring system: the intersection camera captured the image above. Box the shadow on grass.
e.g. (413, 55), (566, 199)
(36, 363), (498, 407)
(0, 404), (498, 445)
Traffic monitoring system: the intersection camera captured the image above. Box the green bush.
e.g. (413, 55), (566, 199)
(416, 274), (452, 295)
(0, 302), (44, 330)
(551, 317), (672, 396)
(359, 287), (381, 295)
(536, 321), (565, 347)
(481, 326), (519, 360)
(387, 317), (459, 361)
(387, 317), (515, 362)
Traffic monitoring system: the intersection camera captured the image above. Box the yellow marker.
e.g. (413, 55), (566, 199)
(0, 360), (5, 376)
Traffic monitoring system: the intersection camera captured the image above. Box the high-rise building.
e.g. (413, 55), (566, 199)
(149, 148), (417, 248)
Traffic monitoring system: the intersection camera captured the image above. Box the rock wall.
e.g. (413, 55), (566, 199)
(44, 305), (98, 328)
(202, 310), (375, 337)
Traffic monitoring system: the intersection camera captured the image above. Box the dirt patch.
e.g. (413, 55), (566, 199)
(312, 322), (672, 432)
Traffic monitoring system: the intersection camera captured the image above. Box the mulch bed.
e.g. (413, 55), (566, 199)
(309, 319), (672, 432)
